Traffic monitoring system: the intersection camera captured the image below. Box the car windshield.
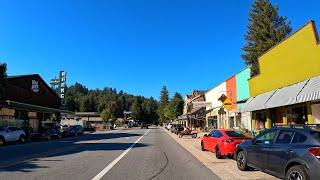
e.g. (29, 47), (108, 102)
(225, 131), (246, 138)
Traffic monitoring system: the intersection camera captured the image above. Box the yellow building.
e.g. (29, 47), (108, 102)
(242, 21), (320, 131)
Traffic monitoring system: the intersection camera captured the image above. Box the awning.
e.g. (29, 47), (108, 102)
(6, 100), (74, 114)
(296, 76), (320, 103)
(265, 80), (308, 109)
(241, 90), (276, 112)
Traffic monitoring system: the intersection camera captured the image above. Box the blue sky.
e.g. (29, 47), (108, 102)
(1, 0), (319, 99)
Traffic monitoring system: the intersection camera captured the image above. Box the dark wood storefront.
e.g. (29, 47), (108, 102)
(0, 74), (66, 136)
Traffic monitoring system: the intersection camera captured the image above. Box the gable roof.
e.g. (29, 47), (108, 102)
(6, 74), (60, 99)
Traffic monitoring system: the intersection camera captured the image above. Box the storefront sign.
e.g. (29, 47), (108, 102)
(31, 80), (39, 93)
(60, 71), (66, 104)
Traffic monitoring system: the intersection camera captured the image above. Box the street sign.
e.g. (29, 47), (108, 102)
(192, 102), (212, 108)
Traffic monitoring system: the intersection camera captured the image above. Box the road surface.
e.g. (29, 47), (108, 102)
(0, 127), (219, 180)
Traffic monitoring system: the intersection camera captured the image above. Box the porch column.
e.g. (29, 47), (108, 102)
(307, 102), (313, 124)
(265, 109), (271, 129)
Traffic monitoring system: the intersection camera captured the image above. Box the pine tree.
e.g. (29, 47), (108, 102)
(242, 0), (291, 77)
(0, 63), (7, 102)
(157, 86), (169, 124)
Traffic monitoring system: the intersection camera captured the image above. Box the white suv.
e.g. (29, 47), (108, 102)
(0, 126), (26, 146)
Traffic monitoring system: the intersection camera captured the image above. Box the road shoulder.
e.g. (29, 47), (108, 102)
(163, 128), (277, 180)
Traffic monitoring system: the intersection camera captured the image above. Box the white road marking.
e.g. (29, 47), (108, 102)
(91, 129), (151, 180)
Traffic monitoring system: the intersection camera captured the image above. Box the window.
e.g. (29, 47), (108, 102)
(225, 131), (246, 138)
(275, 130), (294, 144)
(213, 130), (223, 138)
(310, 131), (320, 143)
(292, 132), (307, 144)
(254, 130), (276, 144)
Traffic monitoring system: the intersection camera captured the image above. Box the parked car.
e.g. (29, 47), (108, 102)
(32, 127), (62, 141)
(235, 125), (320, 180)
(170, 124), (177, 133)
(70, 125), (84, 136)
(84, 125), (95, 132)
(201, 129), (251, 159)
(61, 125), (74, 137)
(141, 122), (149, 129)
(173, 124), (184, 135)
(166, 123), (173, 130)
(0, 126), (26, 146)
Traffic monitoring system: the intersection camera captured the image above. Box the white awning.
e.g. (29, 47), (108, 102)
(296, 76), (320, 103)
(265, 80), (308, 109)
(241, 90), (276, 112)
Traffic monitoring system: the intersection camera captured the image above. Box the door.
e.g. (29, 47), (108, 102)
(267, 130), (296, 177)
(247, 129), (277, 170)
(4, 127), (14, 142)
(212, 130), (223, 152)
(206, 131), (216, 151)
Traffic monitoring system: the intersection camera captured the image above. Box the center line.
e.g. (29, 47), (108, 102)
(91, 129), (151, 180)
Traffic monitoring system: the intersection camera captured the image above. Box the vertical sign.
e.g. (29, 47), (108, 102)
(59, 71), (66, 105)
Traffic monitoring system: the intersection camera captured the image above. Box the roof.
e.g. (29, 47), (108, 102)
(75, 112), (100, 116)
(6, 74), (60, 99)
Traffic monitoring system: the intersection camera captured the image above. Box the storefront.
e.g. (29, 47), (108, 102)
(242, 21), (320, 131)
(0, 74), (71, 136)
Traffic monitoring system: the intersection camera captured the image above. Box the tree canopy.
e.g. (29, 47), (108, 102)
(242, 0), (291, 77)
(0, 63), (7, 102)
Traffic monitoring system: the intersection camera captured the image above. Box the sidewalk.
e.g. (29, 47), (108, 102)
(164, 128), (277, 180)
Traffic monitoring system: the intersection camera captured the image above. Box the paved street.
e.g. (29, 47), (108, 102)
(0, 127), (219, 180)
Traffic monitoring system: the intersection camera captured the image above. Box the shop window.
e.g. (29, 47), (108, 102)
(255, 111), (267, 130)
(286, 105), (307, 124)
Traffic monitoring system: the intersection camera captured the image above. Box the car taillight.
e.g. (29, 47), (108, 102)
(308, 147), (320, 159)
(223, 139), (233, 143)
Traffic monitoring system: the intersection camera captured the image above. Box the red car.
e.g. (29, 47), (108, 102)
(201, 129), (251, 159)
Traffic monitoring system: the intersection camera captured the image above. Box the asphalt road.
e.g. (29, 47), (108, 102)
(0, 127), (219, 180)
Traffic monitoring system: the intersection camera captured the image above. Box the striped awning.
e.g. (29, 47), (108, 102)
(265, 80), (308, 109)
(296, 76), (320, 103)
(241, 90), (276, 112)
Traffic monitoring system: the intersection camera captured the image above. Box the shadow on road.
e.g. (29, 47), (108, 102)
(0, 132), (149, 173)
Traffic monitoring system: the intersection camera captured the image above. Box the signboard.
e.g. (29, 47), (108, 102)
(31, 80), (39, 93)
(223, 98), (233, 111)
(193, 102), (212, 108)
(59, 71), (66, 105)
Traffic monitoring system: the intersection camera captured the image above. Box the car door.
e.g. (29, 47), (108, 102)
(267, 130), (295, 177)
(4, 127), (14, 142)
(12, 127), (21, 141)
(212, 130), (223, 152)
(205, 131), (215, 151)
(247, 129), (277, 170)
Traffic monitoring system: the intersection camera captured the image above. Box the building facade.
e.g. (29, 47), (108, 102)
(205, 68), (251, 130)
(242, 21), (320, 131)
(0, 74), (68, 136)
(179, 90), (207, 129)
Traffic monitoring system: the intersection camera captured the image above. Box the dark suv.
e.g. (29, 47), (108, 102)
(173, 124), (184, 135)
(235, 125), (320, 180)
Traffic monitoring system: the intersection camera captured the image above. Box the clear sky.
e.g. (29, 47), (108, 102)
(1, 0), (319, 99)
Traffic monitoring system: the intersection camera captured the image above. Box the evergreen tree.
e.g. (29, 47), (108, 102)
(0, 63), (7, 102)
(242, 0), (291, 77)
(157, 86), (169, 124)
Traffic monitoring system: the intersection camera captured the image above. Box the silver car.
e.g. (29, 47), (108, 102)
(0, 126), (26, 146)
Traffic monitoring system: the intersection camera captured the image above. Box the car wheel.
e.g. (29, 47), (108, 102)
(201, 141), (206, 151)
(286, 165), (309, 180)
(19, 135), (26, 144)
(0, 137), (5, 146)
(215, 146), (223, 159)
(237, 151), (249, 171)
